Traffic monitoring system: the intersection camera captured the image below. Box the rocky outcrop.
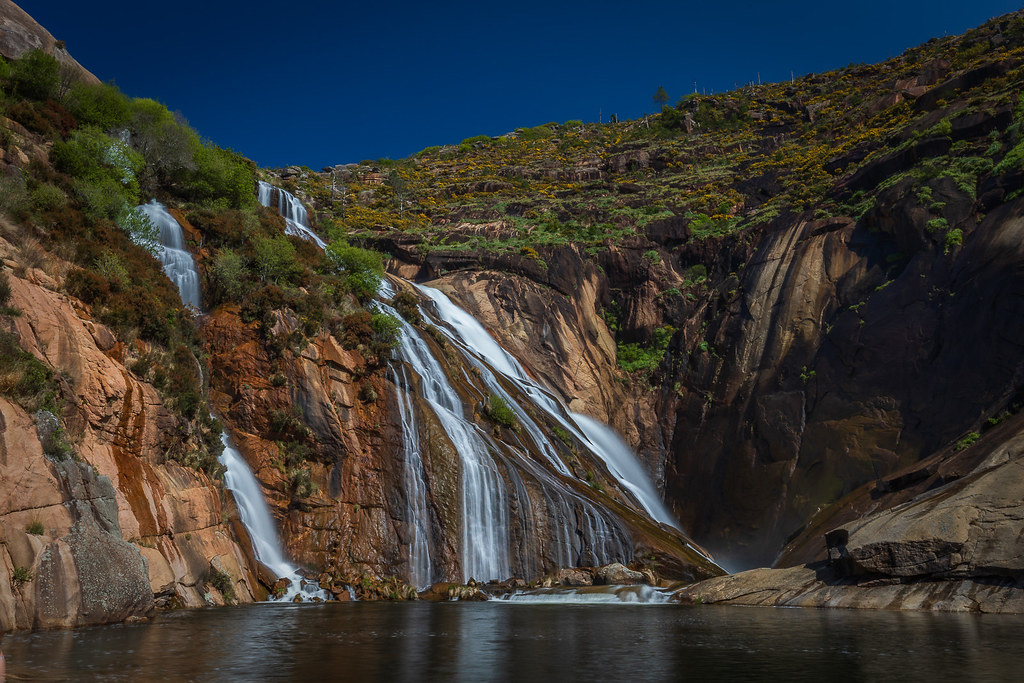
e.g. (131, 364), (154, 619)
(0, 0), (99, 84)
(675, 565), (1024, 613)
(0, 251), (260, 631)
(676, 415), (1024, 612)
(202, 304), (416, 580)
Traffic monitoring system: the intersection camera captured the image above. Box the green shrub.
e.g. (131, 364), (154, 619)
(517, 125), (554, 141)
(325, 240), (384, 302)
(12, 565), (33, 585)
(253, 235), (299, 284)
(289, 466), (317, 498)
(954, 432), (980, 451)
(485, 394), (517, 429)
(208, 567), (236, 604)
(995, 139), (1024, 174)
(370, 313), (401, 346)
(944, 228), (963, 252)
(209, 248), (247, 301)
(65, 81), (132, 130)
(0, 330), (58, 412)
(617, 326), (674, 374)
(926, 217), (949, 233)
(25, 521), (44, 535)
(10, 49), (59, 100)
(0, 269), (11, 310)
(552, 425), (572, 445)
(390, 290), (421, 324)
(186, 142), (257, 211)
(30, 182), (64, 213)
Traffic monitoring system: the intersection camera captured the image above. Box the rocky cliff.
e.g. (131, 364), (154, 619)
(0, 235), (261, 632)
(284, 10), (1024, 582)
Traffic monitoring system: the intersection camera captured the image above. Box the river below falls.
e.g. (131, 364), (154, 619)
(4, 600), (1024, 681)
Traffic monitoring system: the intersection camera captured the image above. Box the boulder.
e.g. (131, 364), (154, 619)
(557, 568), (594, 586)
(594, 563), (646, 585)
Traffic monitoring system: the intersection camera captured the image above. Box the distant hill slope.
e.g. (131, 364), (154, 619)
(0, 0), (98, 84)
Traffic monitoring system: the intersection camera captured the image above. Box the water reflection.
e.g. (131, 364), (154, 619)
(4, 602), (1024, 681)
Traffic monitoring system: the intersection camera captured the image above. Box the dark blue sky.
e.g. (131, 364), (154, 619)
(20, 1), (1024, 169)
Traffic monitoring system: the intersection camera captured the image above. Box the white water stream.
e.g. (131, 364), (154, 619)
(258, 180), (327, 249)
(137, 200), (201, 310)
(492, 585), (673, 604)
(414, 283), (683, 530)
(146, 199), (323, 601)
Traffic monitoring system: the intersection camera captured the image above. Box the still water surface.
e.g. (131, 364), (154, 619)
(4, 601), (1024, 681)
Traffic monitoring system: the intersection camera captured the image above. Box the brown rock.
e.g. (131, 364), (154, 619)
(594, 563), (645, 585)
(557, 568), (594, 586)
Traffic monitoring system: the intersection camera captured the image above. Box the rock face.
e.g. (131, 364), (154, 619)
(676, 415), (1024, 612)
(202, 280), (721, 586)
(0, 0), (99, 84)
(675, 565), (1024, 613)
(0, 255), (260, 632)
(400, 181), (1024, 571)
(202, 304), (416, 580)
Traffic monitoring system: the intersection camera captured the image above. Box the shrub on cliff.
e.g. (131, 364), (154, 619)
(0, 329), (60, 413)
(485, 394), (517, 429)
(10, 49), (59, 100)
(325, 239), (384, 302)
(64, 81), (132, 130)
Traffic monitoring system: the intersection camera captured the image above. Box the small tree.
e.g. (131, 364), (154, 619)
(12, 49), (59, 100)
(652, 86), (669, 111)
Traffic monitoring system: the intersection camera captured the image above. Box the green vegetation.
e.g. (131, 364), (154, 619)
(485, 393), (517, 429)
(12, 565), (34, 585)
(325, 239), (384, 302)
(617, 326), (674, 374)
(954, 432), (981, 451)
(207, 567), (237, 604)
(0, 329), (60, 413)
(25, 521), (45, 535)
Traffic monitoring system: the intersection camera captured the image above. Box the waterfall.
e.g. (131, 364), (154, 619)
(137, 200), (201, 310)
(378, 293), (511, 582)
(257, 180), (327, 249)
(259, 186), (712, 582)
(392, 364), (434, 589)
(145, 199), (323, 601)
(414, 283), (684, 531)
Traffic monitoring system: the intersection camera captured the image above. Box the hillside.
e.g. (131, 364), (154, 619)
(276, 9), (1024, 572)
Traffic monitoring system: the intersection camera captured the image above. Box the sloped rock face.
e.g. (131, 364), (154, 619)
(676, 416), (1024, 612)
(675, 565), (1024, 613)
(0, 0), (99, 84)
(0, 263), (260, 631)
(202, 305), (417, 580)
(669, 194), (1024, 567)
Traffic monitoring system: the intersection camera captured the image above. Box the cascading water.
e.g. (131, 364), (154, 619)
(145, 199), (323, 601)
(257, 180), (327, 249)
(414, 283), (685, 531)
(136, 200), (201, 310)
(377, 291), (511, 582)
(493, 584), (673, 604)
(391, 364), (434, 589)
(258, 181), (719, 584)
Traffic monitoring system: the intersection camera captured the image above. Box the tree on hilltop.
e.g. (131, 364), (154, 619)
(653, 86), (669, 111)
